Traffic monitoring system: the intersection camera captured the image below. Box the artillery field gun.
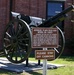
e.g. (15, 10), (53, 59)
(1, 5), (74, 63)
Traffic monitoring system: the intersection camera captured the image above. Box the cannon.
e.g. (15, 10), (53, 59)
(2, 5), (74, 63)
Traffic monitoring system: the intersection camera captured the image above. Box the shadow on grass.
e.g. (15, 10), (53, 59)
(0, 70), (42, 75)
(59, 56), (74, 61)
(0, 69), (16, 75)
(26, 71), (42, 75)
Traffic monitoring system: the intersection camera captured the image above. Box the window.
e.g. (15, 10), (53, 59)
(46, 1), (64, 31)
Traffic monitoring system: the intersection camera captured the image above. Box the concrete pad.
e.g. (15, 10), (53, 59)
(0, 58), (65, 73)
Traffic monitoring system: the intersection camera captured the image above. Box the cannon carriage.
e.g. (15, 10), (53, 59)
(1, 5), (74, 63)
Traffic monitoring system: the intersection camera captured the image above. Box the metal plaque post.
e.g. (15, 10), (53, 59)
(43, 48), (47, 75)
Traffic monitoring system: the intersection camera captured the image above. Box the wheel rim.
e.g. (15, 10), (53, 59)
(3, 19), (32, 63)
(48, 26), (65, 60)
(54, 26), (65, 59)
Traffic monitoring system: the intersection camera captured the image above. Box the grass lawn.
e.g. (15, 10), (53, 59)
(0, 56), (74, 75)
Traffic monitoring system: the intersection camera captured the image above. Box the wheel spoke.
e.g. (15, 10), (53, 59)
(54, 48), (59, 53)
(15, 22), (19, 33)
(16, 26), (24, 35)
(4, 44), (11, 50)
(58, 45), (61, 47)
(6, 32), (11, 38)
(19, 42), (28, 47)
(6, 45), (18, 61)
(14, 43), (19, 61)
(18, 38), (29, 41)
(10, 26), (15, 36)
(4, 38), (10, 42)
(18, 31), (28, 38)
(7, 49), (14, 60)
(18, 44), (27, 55)
(18, 49), (23, 59)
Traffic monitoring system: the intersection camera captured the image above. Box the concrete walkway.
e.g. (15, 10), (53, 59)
(0, 58), (65, 73)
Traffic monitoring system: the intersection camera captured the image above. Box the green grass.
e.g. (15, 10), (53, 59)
(27, 56), (74, 75)
(0, 56), (74, 75)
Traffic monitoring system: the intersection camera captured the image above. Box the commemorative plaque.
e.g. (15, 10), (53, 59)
(32, 28), (59, 48)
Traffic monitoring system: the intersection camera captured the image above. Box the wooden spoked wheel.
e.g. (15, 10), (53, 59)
(3, 19), (32, 63)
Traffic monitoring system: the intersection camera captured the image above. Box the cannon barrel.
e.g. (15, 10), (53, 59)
(38, 5), (74, 27)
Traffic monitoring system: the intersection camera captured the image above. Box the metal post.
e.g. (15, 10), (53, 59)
(43, 48), (47, 75)
(38, 60), (40, 65)
(25, 58), (29, 67)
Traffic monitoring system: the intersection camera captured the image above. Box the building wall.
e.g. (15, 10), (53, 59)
(12, 0), (46, 18)
(64, 0), (74, 39)
(0, 0), (10, 49)
(64, 0), (74, 55)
